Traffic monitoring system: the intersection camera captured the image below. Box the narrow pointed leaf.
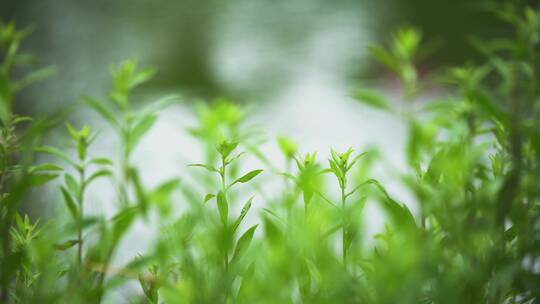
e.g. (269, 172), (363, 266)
(83, 96), (118, 127)
(85, 169), (112, 186)
(60, 187), (78, 219)
(231, 224), (258, 265)
(54, 239), (80, 251)
(203, 194), (215, 203)
(34, 146), (76, 167)
(233, 196), (254, 233)
(216, 191), (228, 225)
(352, 88), (391, 111)
(29, 173), (58, 186)
(230, 169), (263, 187)
(128, 114), (157, 152)
(188, 164), (219, 173)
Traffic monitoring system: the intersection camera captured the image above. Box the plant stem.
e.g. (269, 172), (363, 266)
(220, 156), (229, 272)
(219, 155), (230, 303)
(119, 127), (130, 207)
(341, 184), (347, 267)
(77, 165), (86, 266)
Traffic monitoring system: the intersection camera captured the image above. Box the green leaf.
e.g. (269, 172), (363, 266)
(139, 94), (180, 116)
(216, 191), (228, 225)
(65, 173), (80, 195)
(111, 206), (139, 243)
(368, 45), (399, 73)
(12, 66), (56, 92)
(34, 146), (76, 167)
(151, 178), (181, 214)
(153, 178), (181, 197)
(29, 173), (58, 186)
(29, 163), (63, 173)
(128, 114), (157, 152)
(277, 136), (297, 159)
(129, 67), (156, 89)
(83, 96), (118, 128)
(60, 186), (79, 219)
(54, 239), (80, 251)
(203, 193), (215, 203)
(352, 89), (391, 111)
(80, 216), (101, 230)
(233, 196), (254, 233)
(129, 168), (149, 213)
(188, 163), (219, 173)
(85, 169), (112, 186)
(89, 157), (113, 166)
(230, 169), (263, 187)
(65, 122), (79, 140)
(217, 141), (238, 159)
(369, 179), (417, 230)
(225, 152), (245, 166)
(231, 224), (258, 265)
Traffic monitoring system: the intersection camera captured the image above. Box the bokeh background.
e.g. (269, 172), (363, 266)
(2, 0), (506, 113)
(1, 0), (511, 219)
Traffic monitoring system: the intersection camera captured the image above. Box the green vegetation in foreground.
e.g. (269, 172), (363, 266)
(1, 3), (540, 303)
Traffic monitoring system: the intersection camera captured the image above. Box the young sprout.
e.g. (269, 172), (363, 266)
(292, 152), (323, 215)
(277, 136), (298, 162)
(190, 139), (262, 274)
(38, 123), (112, 265)
(327, 148), (365, 266)
(84, 59), (178, 207)
(9, 214), (42, 250)
(368, 27), (422, 100)
(277, 136), (298, 209)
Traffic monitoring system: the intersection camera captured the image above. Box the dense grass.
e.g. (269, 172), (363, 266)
(1, 3), (540, 303)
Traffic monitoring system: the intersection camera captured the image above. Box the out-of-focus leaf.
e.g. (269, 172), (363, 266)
(111, 206), (139, 243)
(29, 163), (63, 173)
(29, 173), (58, 186)
(128, 114), (157, 153)
(188, 164), (219, 173)
(351, 88), (392, 111)
(230, 170), (263, 187)
(34, 146), (76, 167)
(203, 193), (215, 203)
(85, 169), (112, 186)
(61, 186), (78, 219)
(83, 96), (118, 128)
(12, 66), (56, 92)
(54, 239), (80, 251)
(217, 191), (228, 225)
(64, 173), (80, 195)
(231, 224), (258, 265)
(89, 157), (113, 166)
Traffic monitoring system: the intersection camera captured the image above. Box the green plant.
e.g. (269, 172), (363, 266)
(37, 124), (112, 266)
(189, 139), (262, 300)
(0, 21), (57, 302)
(326, 148), (365, 267)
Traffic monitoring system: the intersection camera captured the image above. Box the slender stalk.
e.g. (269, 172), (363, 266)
(98, 117), (131, 302)
(119, 126), (130, 207)
(341, 182), (347, 267)
(77, 165), (86, 266)
(220, 156), (228, 272)
(219, 154), (231, 303)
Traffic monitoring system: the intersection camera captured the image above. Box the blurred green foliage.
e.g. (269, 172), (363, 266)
(1, 2), (540, 304)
